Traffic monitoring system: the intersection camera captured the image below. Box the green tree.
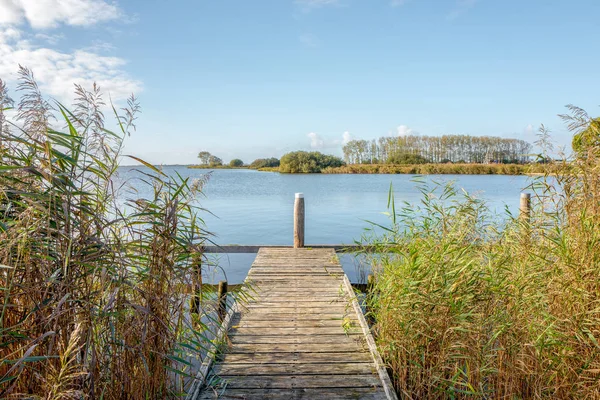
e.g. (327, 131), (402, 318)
(197, 151), (211, 165)
(229, 158), (244, 167)
(387, 152), (430, 164)
(249, 157), (280, 169)
(208, 155), (222, 166)
(279, 151), (344, 173)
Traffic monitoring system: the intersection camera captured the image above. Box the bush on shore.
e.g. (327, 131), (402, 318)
(249, 157), (280, 169)
(279, 151), (344, 173)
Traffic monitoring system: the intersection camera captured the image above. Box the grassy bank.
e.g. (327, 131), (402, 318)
(323, 162), (549, 175)
(0, 73), (224, 399)
(359, 154), (600, 398)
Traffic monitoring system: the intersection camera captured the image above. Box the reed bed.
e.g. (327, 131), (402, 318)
(324, 163), (548, 175)
(360, 121), (600, 398)
(0, 69), (222, 399)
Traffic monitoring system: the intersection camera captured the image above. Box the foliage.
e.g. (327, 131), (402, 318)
(279, 151), (345, 173)
(569, 112), (600, 157)
(229, 158), (244, 167)
(208, 155), (222, 166)
(0, 70), (223, 399)
(343, 135), (532, 165)
(248, 157), (280, 169)
(386, 151), (430, 164)
(358, 108), (600, 399)
(197, 150), (211, 164)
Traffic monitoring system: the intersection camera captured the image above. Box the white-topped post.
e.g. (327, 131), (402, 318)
(294, 193), (305, 248)
(520, 193), (531, 223)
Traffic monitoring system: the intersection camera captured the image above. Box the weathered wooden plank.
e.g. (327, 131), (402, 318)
(229, 335), (366, 346)
(198, 387), (387, 400)
(215, 362), (377, 376)
(239, 311), (352, 317)
(207, 374), (382, 389)
(203, 245), (363, 254)
(235, 314), (351, 321)
(229, 327), (362, 335)
(228, 342), (368, 354)
(220, 352), (371, 364)
(232, 320), (357, 328)
(248, 295), (350, 300)
(249, 268), (344, 273)
(194, 247), (395, 400)
(244, 301), (350, 308)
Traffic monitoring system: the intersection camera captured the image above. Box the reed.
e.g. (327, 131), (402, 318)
(323, 162), (549, 175)
(359, 113), (600, 398)
(0, 68), (220, 399)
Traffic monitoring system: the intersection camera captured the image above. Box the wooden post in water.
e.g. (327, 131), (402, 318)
(520, 193), (531, 223)
(294, 193), (305, 248)
(217, 280), (228, 323)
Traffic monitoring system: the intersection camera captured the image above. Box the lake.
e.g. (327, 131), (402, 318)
(117, 167), (533, 283)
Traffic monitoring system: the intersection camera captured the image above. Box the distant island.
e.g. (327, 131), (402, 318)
(189, 134), (550, 175)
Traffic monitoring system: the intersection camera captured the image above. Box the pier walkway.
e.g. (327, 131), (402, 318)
(195, 247), (397, 400)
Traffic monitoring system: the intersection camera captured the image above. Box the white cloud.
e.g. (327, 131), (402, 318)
(447, 0), (478, 20)
(524, 124), (535, 135)
(307, 131), (354, 150)
(295, 0), (340, 11)
(34, 32), (64, 45)
(397, 124), (413, 136)
(0, 0), (121, 29)
(299, 33), (320, 48)
(342, 131), (352, 145)
(0, 29), (141, 102)
(308, 132), (325, 149)
(0, 0), (139, 103)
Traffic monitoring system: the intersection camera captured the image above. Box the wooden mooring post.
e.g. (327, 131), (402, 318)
(294, 192), (305, 248)
(217, 280), (228, 323)
(520, 193), (531, 222)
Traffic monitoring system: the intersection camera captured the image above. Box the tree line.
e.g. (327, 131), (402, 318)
(343, 135), (533, 164)
(196, 151), (345, 173)
(197, 151), (245, 167)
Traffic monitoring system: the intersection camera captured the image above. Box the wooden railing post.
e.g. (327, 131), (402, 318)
(190, 256), (202, 315)
(217, 280), (228, 323)
(294, 193), (305, 248)
(520, 193), (531, 223)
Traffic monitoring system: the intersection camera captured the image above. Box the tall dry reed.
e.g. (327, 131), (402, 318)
(1, 67), (219, 399)
(360, 112), (600, 399)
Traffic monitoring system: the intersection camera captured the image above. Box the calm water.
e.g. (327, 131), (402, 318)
(117, 167), (532, 283)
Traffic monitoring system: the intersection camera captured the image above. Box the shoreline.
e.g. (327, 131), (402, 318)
(261, 163), (548, 175)
(182, 163), (552, 175)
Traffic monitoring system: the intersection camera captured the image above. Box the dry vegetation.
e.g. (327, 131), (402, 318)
(323, 162), (549, 175)
(360, 110), (600, 398)
(0, 68), (222, 399)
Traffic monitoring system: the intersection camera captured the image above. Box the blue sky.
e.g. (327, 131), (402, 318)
(1, 0), (598, 164)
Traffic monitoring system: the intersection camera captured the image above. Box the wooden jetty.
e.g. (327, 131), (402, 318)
(186, 192), (533, 399)
(191, 247), (397, 399)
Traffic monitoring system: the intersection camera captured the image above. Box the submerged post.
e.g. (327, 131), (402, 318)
(294, 193), (305, 248)
(217, 280), (228, 323)
(520, 193), (531, 222)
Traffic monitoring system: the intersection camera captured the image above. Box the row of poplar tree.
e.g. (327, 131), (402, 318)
(342, 135), (533, 164)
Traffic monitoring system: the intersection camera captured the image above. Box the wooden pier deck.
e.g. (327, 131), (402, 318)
(196, 247), (396, 400)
